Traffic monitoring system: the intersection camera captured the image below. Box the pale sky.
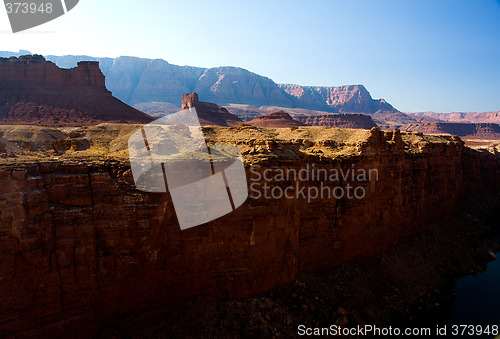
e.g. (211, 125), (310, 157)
(1, 0), (500, 112)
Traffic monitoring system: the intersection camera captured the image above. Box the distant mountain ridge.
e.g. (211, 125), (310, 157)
(278, 84), (396, 113)
(411, 111), (500, 124)
(0, 51), (402, 118)
(9, 50), (497, 132)
(404, 122), (500, 139)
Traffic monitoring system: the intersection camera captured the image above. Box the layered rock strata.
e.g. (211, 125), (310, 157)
(295, 113), (377, 129)
(246, 111), (304, 128)
(0, 55), (154, 125)
(404, 122), (500, 139)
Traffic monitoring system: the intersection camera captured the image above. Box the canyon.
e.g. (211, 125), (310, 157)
(0, 125), (499, 337)
(0, 51), (499, 337)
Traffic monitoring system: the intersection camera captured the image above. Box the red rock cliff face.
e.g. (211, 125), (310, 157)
(0, 55), (154, 125)
(0, 130), (499, 337)
(0, 55), (107, 91)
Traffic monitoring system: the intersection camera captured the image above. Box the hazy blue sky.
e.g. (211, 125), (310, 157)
(1, 0), (499, 112)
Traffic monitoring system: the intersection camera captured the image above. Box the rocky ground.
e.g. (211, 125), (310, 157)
(1, 123), (498, 165)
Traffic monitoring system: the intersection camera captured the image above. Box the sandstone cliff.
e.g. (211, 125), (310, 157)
(295, 113), (377, 129)
(246, 110), (304, 128)
(0, 55), (154, 125)
(0, 125), (499, 337)
(0, 55), (107, 90)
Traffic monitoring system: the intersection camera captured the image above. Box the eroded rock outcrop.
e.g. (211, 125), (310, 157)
(51, 138), (90, 153)
(181, 92), (243, 126)
(0, 137), (18, 154)
(0, 55), (154, 125)
(0, 55), (107, 90)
